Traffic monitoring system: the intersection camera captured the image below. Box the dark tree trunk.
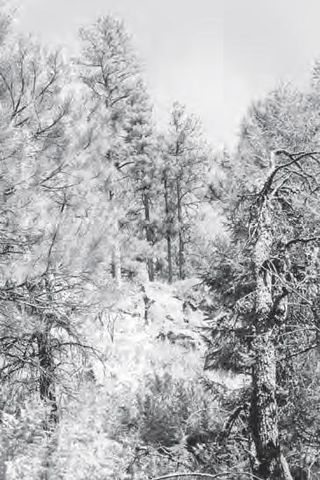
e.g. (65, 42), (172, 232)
(164, 173), (173, 284)
(109, 186), (122, 287)
(111, 239), (122, 287)
(250, 197), (293, 480)
(37, 327), (57, 426)
(141, 286), (154, 325)
(143, 191), (155, 282)
(167, 235), (173, 284)
(176, 177), (185, 280)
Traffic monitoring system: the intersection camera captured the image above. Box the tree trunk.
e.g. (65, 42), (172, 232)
(164, 173), (173, 284)
(109, 184), (122, 287)
(176, 177), (185, 280)
(250, 197), (293, 480)
(141, 286), (153, 326)
(111, 236), (122, 287)
(143, 191), (155, 282)
(37, 327), (58, 427)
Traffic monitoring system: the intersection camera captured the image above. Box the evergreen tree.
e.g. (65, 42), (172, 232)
(77, 15), (154, 285)
(0, 30), (94, 429)
(160, 103), (209, 282)
(203, 85), (320, 479)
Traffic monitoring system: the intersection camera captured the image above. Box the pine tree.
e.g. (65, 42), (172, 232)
(0, 30), (93, 429)
(160, 103), (209, 282)
(203, 85), (320, 479)
(77, 15), (157, 285)
(121, 82), (158, 281)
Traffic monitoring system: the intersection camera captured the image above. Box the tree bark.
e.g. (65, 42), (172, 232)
(164, 172), (173, 284)
(143, 190), (155, 282)
(37, 326), (58, 427)
(109, 184), (122, 287)
(176, 177), (185, 280)
(111, 240), (122, 287)
(250, 196), (293, 480)
(111, 217), (122, 287)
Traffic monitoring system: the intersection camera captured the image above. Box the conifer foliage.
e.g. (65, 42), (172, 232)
(2, 4), (320, 480)
(203, 87), (320, 479)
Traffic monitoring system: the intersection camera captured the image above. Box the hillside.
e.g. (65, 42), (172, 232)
(2, 279), (249, 480)
(3, 3), (320, 480)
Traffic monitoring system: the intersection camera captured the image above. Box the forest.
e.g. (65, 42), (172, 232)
(1, 2), (320, 480)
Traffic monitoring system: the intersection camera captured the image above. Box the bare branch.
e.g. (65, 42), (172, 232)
(152, 472), (262, 480)
(261, 150), (320, 197)
(285, 236), (320, 249)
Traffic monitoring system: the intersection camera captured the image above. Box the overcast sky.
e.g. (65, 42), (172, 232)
(15, 0), (320, 146)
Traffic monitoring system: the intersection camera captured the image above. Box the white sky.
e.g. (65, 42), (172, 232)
(15, 0), (320, 147)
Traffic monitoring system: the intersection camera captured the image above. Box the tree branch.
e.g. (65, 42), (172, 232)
(285, 236), (320, 249)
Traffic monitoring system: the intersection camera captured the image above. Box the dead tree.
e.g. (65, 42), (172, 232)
(249, 150), (320, 480)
